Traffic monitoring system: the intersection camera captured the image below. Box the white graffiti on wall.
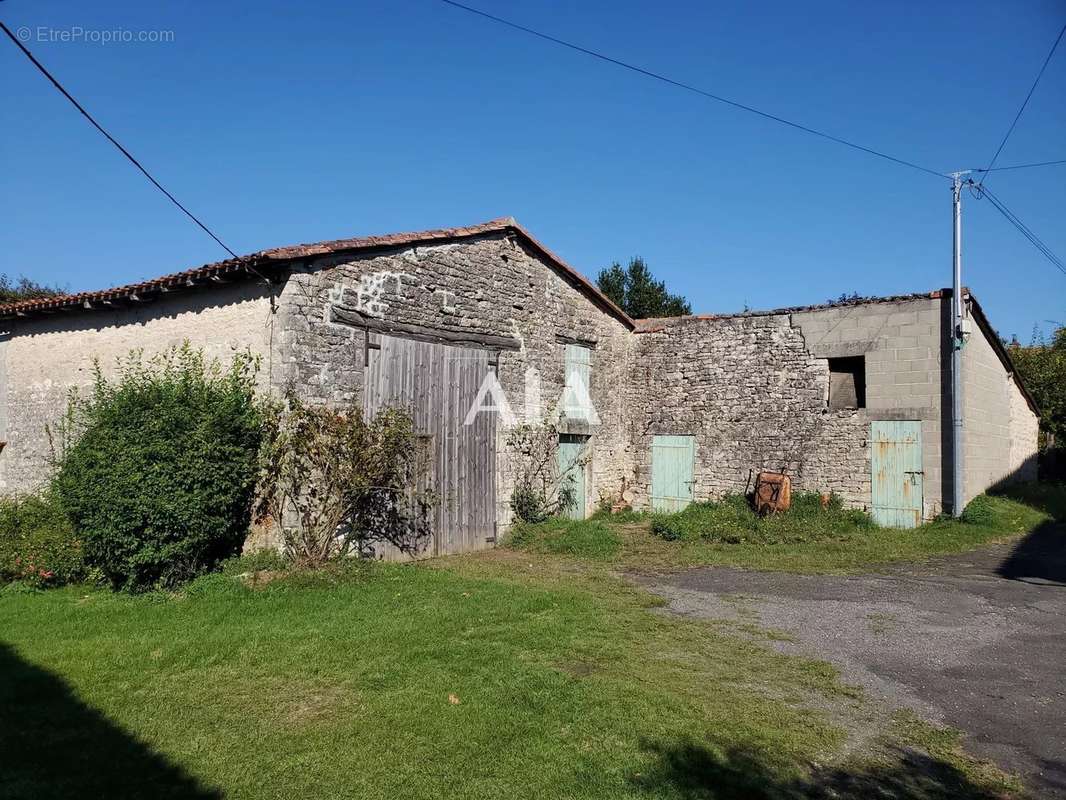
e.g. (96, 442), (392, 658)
(352, 271), (411, 318)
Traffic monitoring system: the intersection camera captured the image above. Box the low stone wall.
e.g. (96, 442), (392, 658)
(629, 313), (870, 509)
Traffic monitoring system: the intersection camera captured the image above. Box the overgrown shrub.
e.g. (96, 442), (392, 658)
(651, 492), (874, 544)
(255, 395), (434, 565)
(507, 421), (578, 523)
(0, 492), (84, 588)
(959, 495), (998, 527)
(53, 345), (264, 591)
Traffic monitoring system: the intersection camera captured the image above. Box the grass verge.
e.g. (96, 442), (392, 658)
(508, 484), (1065, 574)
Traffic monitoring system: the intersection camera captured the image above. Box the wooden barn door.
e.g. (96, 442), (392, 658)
(870, 421), (923, 528)
(364, 334), (497, 559)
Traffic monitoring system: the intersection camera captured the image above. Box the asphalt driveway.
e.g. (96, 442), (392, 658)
(636, 525), (1066, 798)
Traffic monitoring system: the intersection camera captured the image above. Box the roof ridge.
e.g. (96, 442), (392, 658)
(0, 218), (634, 328)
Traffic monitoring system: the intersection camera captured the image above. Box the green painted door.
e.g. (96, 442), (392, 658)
(870, 421), (923, 528)
(558, 434), (587, 519)
(651, 435), (695, 512)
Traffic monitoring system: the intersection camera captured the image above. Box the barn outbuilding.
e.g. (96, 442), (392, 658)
(0, 218), (1039, 555)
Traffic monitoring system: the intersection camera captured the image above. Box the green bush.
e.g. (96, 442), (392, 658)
(256, 397), (434, 564)
(960, 495), (998, 526)
(0, 492), (84, 588)
(651, 492), (874, 545)
(506, 422), (579, 523)
(53, 345), (265, 592)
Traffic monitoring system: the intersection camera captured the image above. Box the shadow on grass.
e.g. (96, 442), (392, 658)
(633, 738), (1007, 800)
(0, 642), (221, 799)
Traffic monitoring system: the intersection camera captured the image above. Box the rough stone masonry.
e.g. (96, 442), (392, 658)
(0, 218), (1039, 552)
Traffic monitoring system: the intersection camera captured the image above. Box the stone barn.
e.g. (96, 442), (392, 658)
(631, 292), (1039, 526)
(0, 217), (1039, 554)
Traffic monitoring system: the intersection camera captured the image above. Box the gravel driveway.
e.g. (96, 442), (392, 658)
(636, 525), (1066, 798)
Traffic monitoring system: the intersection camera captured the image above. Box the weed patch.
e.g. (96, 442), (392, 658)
(507, 518), (621, 560)
(651, 492), (873, 545)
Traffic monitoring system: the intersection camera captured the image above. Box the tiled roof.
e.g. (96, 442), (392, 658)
(0, 217), (634, 328)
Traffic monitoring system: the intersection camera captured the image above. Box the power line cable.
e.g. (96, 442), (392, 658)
(0, 21), (239, 259)
(439, 0), (950, 180)
(971, 182), (1066, 276)
(974, 158), (1066, 173)
(979, 21), (1066, 184)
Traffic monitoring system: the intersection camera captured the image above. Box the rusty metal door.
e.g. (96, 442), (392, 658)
(870, 421), (923, 528)
(364, 334), (497, 559)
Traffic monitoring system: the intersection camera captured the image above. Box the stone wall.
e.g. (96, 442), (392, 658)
(0, 237), (1038, 534)
(0, 233), (634, 531)
(629, 313), (870, 509)
(240, 231), (634, 526)
(0, 282), (277, 494)
(630, 296), (955, 518)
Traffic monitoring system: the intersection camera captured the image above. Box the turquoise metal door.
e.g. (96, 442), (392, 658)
(870, 421), (923, 528)
(651, 435), (695, 512)
(557, 434), (587, 519)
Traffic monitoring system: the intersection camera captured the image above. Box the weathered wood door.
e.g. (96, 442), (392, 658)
(651, 435), (695, 512)
(870, 421), (923, 528)
(557, 434), (588, 520)
(364, 334), (497, 559)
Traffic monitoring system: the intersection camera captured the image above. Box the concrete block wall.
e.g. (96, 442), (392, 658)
(793, 296), (947, 519)
(963, 303), (1040, 501)
(1008, 373), (1039, 482)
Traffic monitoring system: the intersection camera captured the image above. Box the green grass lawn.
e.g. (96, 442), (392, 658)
(508, 484), (1065, 574)
(4, 484), (1059, 799)
(0, 552), (1020, 799)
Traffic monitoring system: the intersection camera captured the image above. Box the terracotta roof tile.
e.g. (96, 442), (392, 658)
(0, 217), (634, 328)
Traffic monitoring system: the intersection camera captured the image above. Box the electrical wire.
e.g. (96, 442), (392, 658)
(0, 21), (239, 259)
(970, 182), (1066, 277)
(438, 0), (950, 180)
(979, 21), (1066, 184)
(974, 158), (1066, 173)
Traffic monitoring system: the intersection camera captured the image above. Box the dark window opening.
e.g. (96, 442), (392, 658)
(828, 356), (866, 409)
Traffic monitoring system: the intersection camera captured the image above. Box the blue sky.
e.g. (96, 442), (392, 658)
(2, 0), (1064, 340)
